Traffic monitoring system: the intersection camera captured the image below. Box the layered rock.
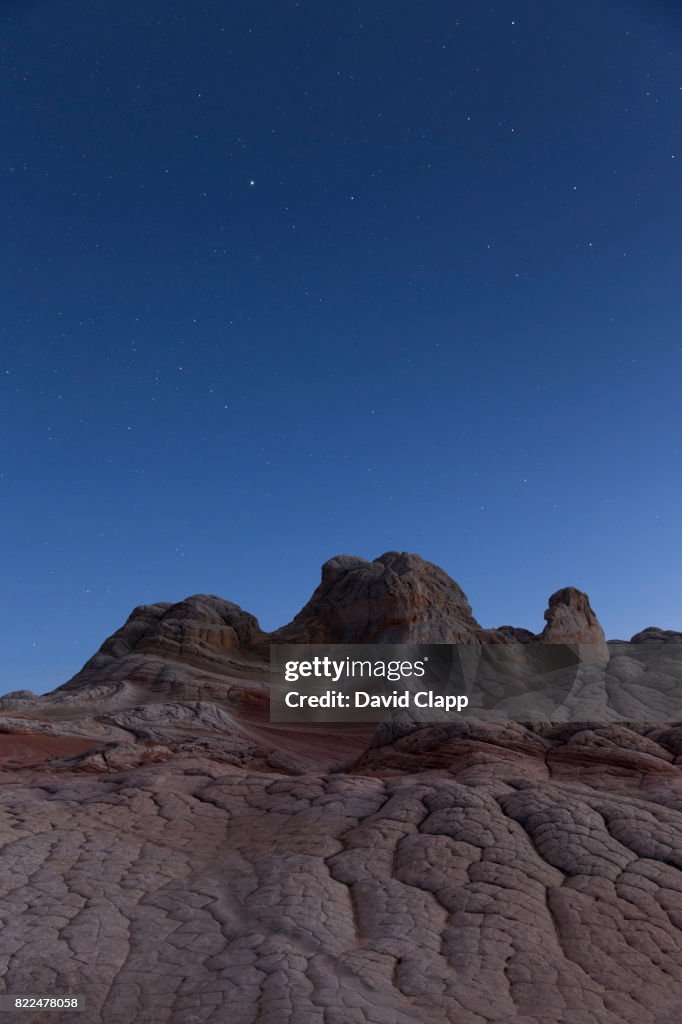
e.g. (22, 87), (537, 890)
(0, 553), (623, 764)
(539, 585), (609, 663)
(2, 553), (682, 1023)
(57, 594), (263, 692)
(27, 555), (614, 717)
(540, 586), (606, 645)
(631, 626), (682, 644)
(270, 551), (486, 644)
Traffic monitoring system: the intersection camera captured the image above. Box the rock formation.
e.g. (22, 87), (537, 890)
(1, 552), (682, 1023)
(537, 585), (610, 665)
(270, 551), (486, 644)
(631, 626), (682, 644)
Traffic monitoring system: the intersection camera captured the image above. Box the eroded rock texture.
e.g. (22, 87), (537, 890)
(3, 736), (682, 1024)
(270, 552), (486, 645)
(2, 552), (682, 1023)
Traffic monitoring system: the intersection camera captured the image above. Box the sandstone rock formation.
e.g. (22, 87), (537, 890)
(20, 555), (612, 717)
(1, 552), (682, 1023)
(270, 551), (486, 644)
(53, 595), (265, 700)
(3, 723), (682, 1024)
(540, 586), (605, 644)
(631, 626), (682, 644)
(539, 585), (610, 665)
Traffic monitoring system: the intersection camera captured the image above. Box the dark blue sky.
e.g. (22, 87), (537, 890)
(2, 0), (681, 692)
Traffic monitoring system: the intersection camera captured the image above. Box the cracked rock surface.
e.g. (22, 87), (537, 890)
(3, 739), (682, 1024)
(2, 553), (682, 1022)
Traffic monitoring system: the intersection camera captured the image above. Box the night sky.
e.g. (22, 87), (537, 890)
(2, 1), (682, 692)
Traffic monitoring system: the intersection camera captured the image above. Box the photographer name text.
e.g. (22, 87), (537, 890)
(283, 689), (469, 712)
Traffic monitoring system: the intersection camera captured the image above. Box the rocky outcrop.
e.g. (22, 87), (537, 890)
(631, 626), (682, 644)
(271, 553), (612, 650)
(270, 551), (486, 643)
(58, 595), (263, 691)
(0, 554), (641, 766)
(29, 595), (270, 719)
(540, 586), (606, 645)
(3, 553), (682, 1023)
(493, 624), (537, 643)
(539, 585), (609, 663)
(30, 556), (614, 715)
